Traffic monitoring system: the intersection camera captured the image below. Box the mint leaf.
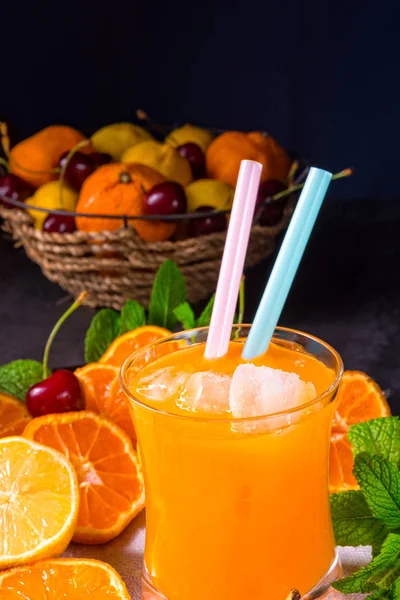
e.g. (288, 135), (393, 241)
(85, 309), (121, 363)
(349, 418), (400, 467)
(148, 260), (187, 330)
(119, 300), (146, 335)
(174, 302), (195, 330)
(355, 454), (400, 529)
(334, 533), (400, 594)
(331, 490), (388, 555)
(0, 359), (47, 401)
(196, 294), (215, 327)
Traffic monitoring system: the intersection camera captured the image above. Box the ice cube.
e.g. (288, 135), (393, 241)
(229, 363), (316, 424)
(137, 366), (192, 401)
(178, 372), (231, 414)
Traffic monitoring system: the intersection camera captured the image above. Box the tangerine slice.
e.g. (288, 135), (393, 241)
(23, 411), (144, 544)
(0, 558), (130, 599)
(99, 326), (171, 367)
(75, 363), (136, 442)
(0, 392), (31, 438)
(329, 370), (391, 493)
(0, 437), (79, 569)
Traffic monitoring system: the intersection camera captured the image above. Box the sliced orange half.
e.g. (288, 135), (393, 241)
(0, 558), (130, 599)
(0, 392), (31, 438)
(99, 325), (171, 367)
(330, 370), (391, 493)
(75, 363), (136, 442)
(24, 411), (145, 544)
(0, 437), (79, 569)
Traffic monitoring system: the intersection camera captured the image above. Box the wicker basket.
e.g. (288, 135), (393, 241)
(0, 201), (294, 309)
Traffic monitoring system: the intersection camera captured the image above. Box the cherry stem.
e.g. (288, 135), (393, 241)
(42, 291), (88, 379)
(271, 168), (353, 203)
(238, 276), (245, 325)
(59, 140), (91, 208)
(287, 160), (299, 186)
(0, 157), (10, 173)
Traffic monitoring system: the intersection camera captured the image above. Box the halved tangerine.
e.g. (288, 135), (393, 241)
(329, 370), (391, 493)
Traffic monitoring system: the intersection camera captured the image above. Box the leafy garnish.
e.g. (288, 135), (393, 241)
(353, 454), (400, 529)
(0, 359), (49, 401)
(349, 418), (400, 467)
(331, 490), (388, 555)
(196, 294), (215, 327)
(332, 417), (400, 597)
(84, 308), (121, 363)
(174, 302), (195, 330)
(334, 533), (400, 595)
(119, 300), (146, 335)
(148, 260), (187, 330)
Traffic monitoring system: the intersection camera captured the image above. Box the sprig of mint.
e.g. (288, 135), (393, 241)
(332, 416), (400, 597)
(84, 261), (233, 363)
(0, 359), (49, 401)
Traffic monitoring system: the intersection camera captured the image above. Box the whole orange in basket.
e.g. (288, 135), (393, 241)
(10, 125), (90, 188)
(329, 370), (391, 493)
(76, 162), (176, 242)
(24, 411), (145, 544)
(0, 391), (31, 437)
(206, 131), (291, 187)
(0, 558), (131, 599)
(75, 363), (136, 442)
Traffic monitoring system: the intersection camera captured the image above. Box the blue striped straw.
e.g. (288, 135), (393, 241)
(242, 167), (332, 360)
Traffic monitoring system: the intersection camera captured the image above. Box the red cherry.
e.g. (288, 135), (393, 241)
(59, 151), (96, 191)
(188, 205), (227, 237)
(177, 143), (206, 180)
(144, 181), (187, 216)
(0, 173), (34, 208)
(256, 180), (288, 226)
(90, 151), (113, 167)
(43, 212), (76, 233)
(26, 370), (84, 417)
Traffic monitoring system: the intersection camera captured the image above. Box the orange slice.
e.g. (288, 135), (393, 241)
(0, 437), (79, 569)
(0, 558), (130, 599)
(0, 392), (31, 438)
(330, 370), (391, 493)
(99, 325), (171, 367)
(75, 363), (136, 442)
(24, 411), (145, 544)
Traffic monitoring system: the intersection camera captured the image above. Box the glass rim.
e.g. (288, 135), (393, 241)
(119, 325), (344, 423)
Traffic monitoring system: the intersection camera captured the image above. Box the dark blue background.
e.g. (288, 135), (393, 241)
(2, 0), (399, 199)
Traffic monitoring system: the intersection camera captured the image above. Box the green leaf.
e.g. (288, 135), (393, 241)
(148, 260), (187, 330)
(174, 302), (195, 331)
(349, 418), (400, 467)
(0, 360), (48, 401)
(331, 490), (389, 555)
(354, 454), (400, 529)
(196, 294), (215, 327)
(119, 300), (146, 335)
(84, 309), (121, 363)
(334, 533), (400, 594)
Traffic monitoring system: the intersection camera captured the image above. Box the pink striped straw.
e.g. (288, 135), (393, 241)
(205, 160), (262, 359)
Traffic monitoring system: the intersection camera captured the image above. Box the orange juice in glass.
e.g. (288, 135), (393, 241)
(121, 326), (343, 600)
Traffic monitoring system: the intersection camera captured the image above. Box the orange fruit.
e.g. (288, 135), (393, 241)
(0, 392), (31, 438)
(100, 325), (171, 367)
(10, 125), (90, 188)
(24, 411), (145, 544)
(74, 363), (136, 442)
(329, 370), (391, 493)
(0, 558), (130, 599)
(75, 162), (176, 242)
(0, 437), (79, 569)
